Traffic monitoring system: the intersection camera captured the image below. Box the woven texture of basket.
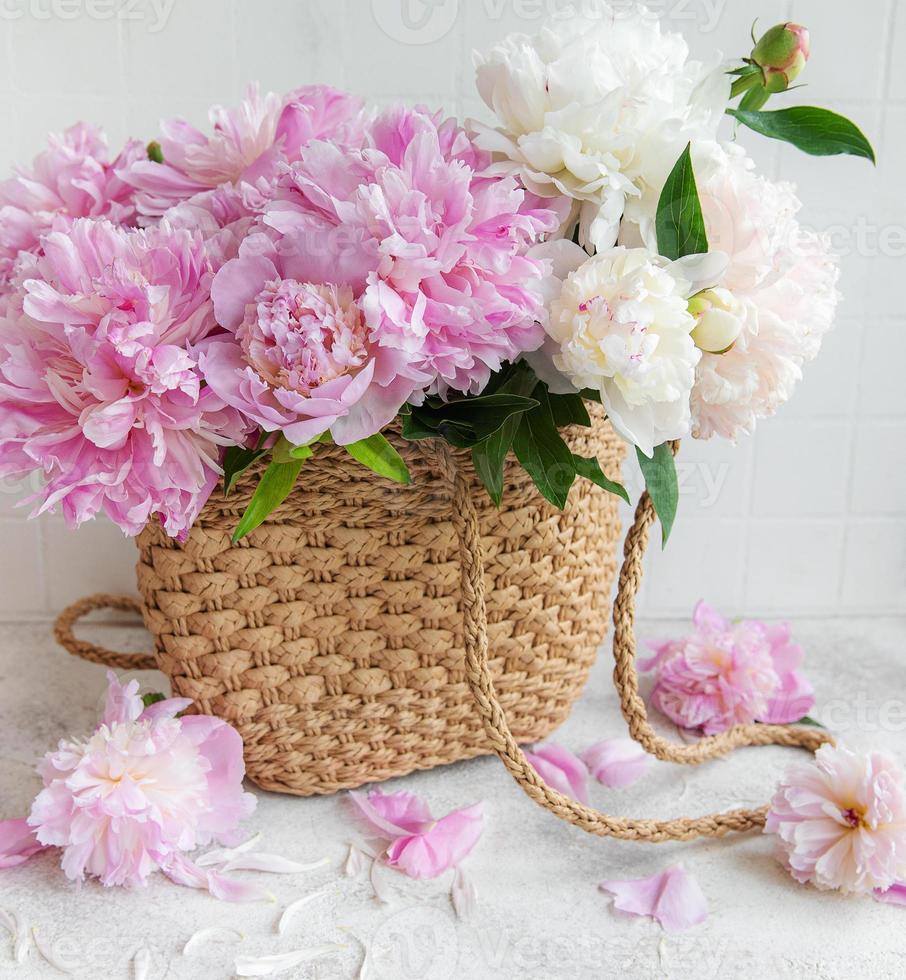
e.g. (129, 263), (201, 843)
(128, 412), (625, 796)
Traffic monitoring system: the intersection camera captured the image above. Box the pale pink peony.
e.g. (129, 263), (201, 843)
(0, 218), (251, 537)
(0, 122), (142, 287)
(642, 601), (815, 735)
(767, 744), (906, 894)
(689, 145), (841, 440)
(202, 231), (429, 446)
(26, 672), (255, 889)
(122, 84), (366, 220)
(264, 105), (564, 398)
(350, 788), (484, 880)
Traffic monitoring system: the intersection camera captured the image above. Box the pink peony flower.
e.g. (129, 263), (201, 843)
(580, 739), (650, 789)
(642, 601), (815, 735)
(689, 144), (841, 440)
(523, 743), (589, 803)
(350, 789), (484, 880)
(766, 744), (906, 894)
(0, 218), (252, 537)
(0, 122), (142, 286)
(202, 231), (429, 446)
(599, 865), (708, 932)
(264, 105), (564, 398)
(0, 817), (50, 868)
(122, 84), (366, 220)
(25, 672), (255, 889)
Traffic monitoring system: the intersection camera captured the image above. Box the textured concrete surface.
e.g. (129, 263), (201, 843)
(1, 616), (905, 979)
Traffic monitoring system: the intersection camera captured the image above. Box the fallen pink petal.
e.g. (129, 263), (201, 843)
(599, 865), (709, 932)
(874, 883), (906, 907)
(350, 789), (485, 879)
(0, 818), (50, 869)
(523, 744), (589, 803)
(580, 739), (651, 789)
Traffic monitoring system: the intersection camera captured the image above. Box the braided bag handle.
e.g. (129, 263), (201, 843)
(437, 444), (833, 843)
(54, 594), (157, 672)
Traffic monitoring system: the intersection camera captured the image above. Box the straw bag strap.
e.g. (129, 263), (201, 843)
(438, 444), (834, 843)
(54, 593), (158, 672)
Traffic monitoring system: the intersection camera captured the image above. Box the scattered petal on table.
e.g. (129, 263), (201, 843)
(14, 913), (30, 963)
(874, 882), (906, 906)
(370, 859), (393, 904)
(234, 944), (345, 977)
(196, 833), (263, 868)
(0, 907), (16, 938)
(386, 804), (485, 880)
(599, 865), (708, 932)
(451, 866), (477, 921)
(350, 790), (485, 880)
(523, 744), (589, 803)
(162, 853), (276, 904)
(223, 853), (330, 874)
(580, 739), (651, 789)
(183, 926), (245, 956)
(133, 946), (152, 980)
(277, 890), (327, 935)
(345, 844), (368, 876)
(0, 818), (50, 868)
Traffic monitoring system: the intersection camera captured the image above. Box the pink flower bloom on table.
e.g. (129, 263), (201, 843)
(264, 105), (564, 398)
(349, 789), (484, 880)
(524, 743), (589, 803)
(642, 601), (815, 735)
(26, 671), (255, 891)
(202, 231), (430, 446)
(0, 218), (252, 538)
(122, 84), (366, 220)
(580, 739), (650, 789)
(599, 865), (708, 932)
(767, 744), (906, 895)
(0, 122), (142, 286)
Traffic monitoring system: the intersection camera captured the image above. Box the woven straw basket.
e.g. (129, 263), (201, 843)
(56, 409), (833, 843)
(58, 411), (625, 797)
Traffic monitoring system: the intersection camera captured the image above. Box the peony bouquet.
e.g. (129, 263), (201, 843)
(0, 5), (872, 543)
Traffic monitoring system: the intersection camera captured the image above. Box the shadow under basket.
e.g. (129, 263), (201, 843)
(118, 415), (626, 796)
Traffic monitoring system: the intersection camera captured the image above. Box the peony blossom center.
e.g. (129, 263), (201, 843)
(842, 806), (866, 829)
(237, 279), (368, 396)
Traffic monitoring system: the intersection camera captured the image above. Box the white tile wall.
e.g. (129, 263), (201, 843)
(0, 0), (902, 620)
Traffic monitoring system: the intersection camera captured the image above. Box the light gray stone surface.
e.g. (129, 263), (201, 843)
(1, 617), (905, 979)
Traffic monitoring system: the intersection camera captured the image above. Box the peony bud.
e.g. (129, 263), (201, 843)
(751, 23), (810, 93)
(689, 289), (745, 354)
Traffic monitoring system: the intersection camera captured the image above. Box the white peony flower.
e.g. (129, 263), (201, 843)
(628, 143), (841, 441)
(534, 245), (702, 457)
(473, 2), (729, 251)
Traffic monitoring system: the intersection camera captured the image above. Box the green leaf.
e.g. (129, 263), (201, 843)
(655, 143), (709, 261)
(727, 107), (876, 163)
(572, 455), (630, 504)
(578, 388), (602, 405)
(223, 444), (268, 497)
(471, 362), (540, 507)
(401, 412), (440, 441)
(636, 444), (679, 546)
(141, 692), (166, 709)
(232, 458), (305, 544)
(343, 433), (411, 485)
(513, 387), (576, 509)
(549, 392), (591, 429)
(738, 84), (770, 112)
(795, 715), (827, 729)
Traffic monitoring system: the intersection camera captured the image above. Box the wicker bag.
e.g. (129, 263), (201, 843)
(56, 411), (831, 843)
